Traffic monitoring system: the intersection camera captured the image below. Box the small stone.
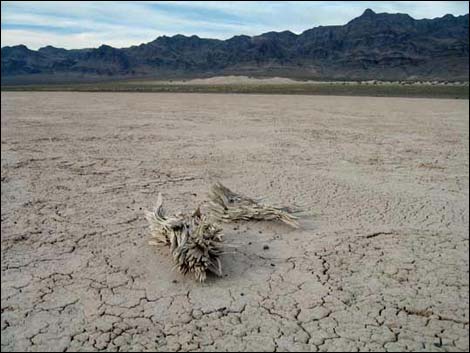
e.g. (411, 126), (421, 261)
(192, 309), (203, 320)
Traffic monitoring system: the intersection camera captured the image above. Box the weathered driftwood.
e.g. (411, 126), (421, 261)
(146, 193), (223, 282)
(208, 182), (299, 228)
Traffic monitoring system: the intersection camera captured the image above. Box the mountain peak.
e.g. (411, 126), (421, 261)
(38, 45), (65, 52)
(362, 8), (376, 16)
(98, 44), (114, 49)
(11, 44), (30, 50)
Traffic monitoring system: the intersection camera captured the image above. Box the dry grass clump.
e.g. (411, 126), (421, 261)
(146, 193), (223, 282)
(208, 182), (299, 228)
(146, 183), (300, 281)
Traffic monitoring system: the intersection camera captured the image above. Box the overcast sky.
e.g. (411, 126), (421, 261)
(1, 1), (468, 49)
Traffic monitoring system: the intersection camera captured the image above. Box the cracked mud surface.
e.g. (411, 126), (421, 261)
(1, 92), (469, 352)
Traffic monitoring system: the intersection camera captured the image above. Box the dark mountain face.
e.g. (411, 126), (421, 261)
(2, 9), (469, 82)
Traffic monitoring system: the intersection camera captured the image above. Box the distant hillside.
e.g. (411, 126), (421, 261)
(1, 9), (469, 84)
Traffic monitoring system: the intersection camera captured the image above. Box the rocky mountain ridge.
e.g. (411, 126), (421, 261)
(1, 9), (469, 83)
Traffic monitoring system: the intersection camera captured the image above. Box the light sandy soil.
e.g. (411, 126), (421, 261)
(155, 76), (306, 85)
(132, 75), (469, 86)
(1, 92), (469, 352)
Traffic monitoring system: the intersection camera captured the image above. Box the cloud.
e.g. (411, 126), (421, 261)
(1, 29), (158, 49)
(1, 1), (468, 49)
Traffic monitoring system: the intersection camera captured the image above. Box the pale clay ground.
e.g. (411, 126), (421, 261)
(1, 92), (469, 352)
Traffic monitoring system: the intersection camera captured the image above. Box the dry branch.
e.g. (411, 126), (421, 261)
(208, 182), (299, 228)
(146, 193), (223, 282)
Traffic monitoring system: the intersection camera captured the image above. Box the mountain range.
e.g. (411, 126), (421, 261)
(1, 9), (469, 84)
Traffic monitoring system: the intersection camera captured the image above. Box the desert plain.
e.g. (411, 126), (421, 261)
(1, 92), (469, 351)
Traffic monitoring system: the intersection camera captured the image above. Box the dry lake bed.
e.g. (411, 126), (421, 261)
(1, 92), (469, 351)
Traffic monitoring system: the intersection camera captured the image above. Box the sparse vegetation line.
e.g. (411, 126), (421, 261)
(1, 82), (468, 99)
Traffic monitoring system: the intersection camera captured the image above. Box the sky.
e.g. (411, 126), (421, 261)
(1, 1), (468, 49)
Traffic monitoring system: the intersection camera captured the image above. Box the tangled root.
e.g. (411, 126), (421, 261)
(208, 182), (299, 228)
(146, 193), (223, 282)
